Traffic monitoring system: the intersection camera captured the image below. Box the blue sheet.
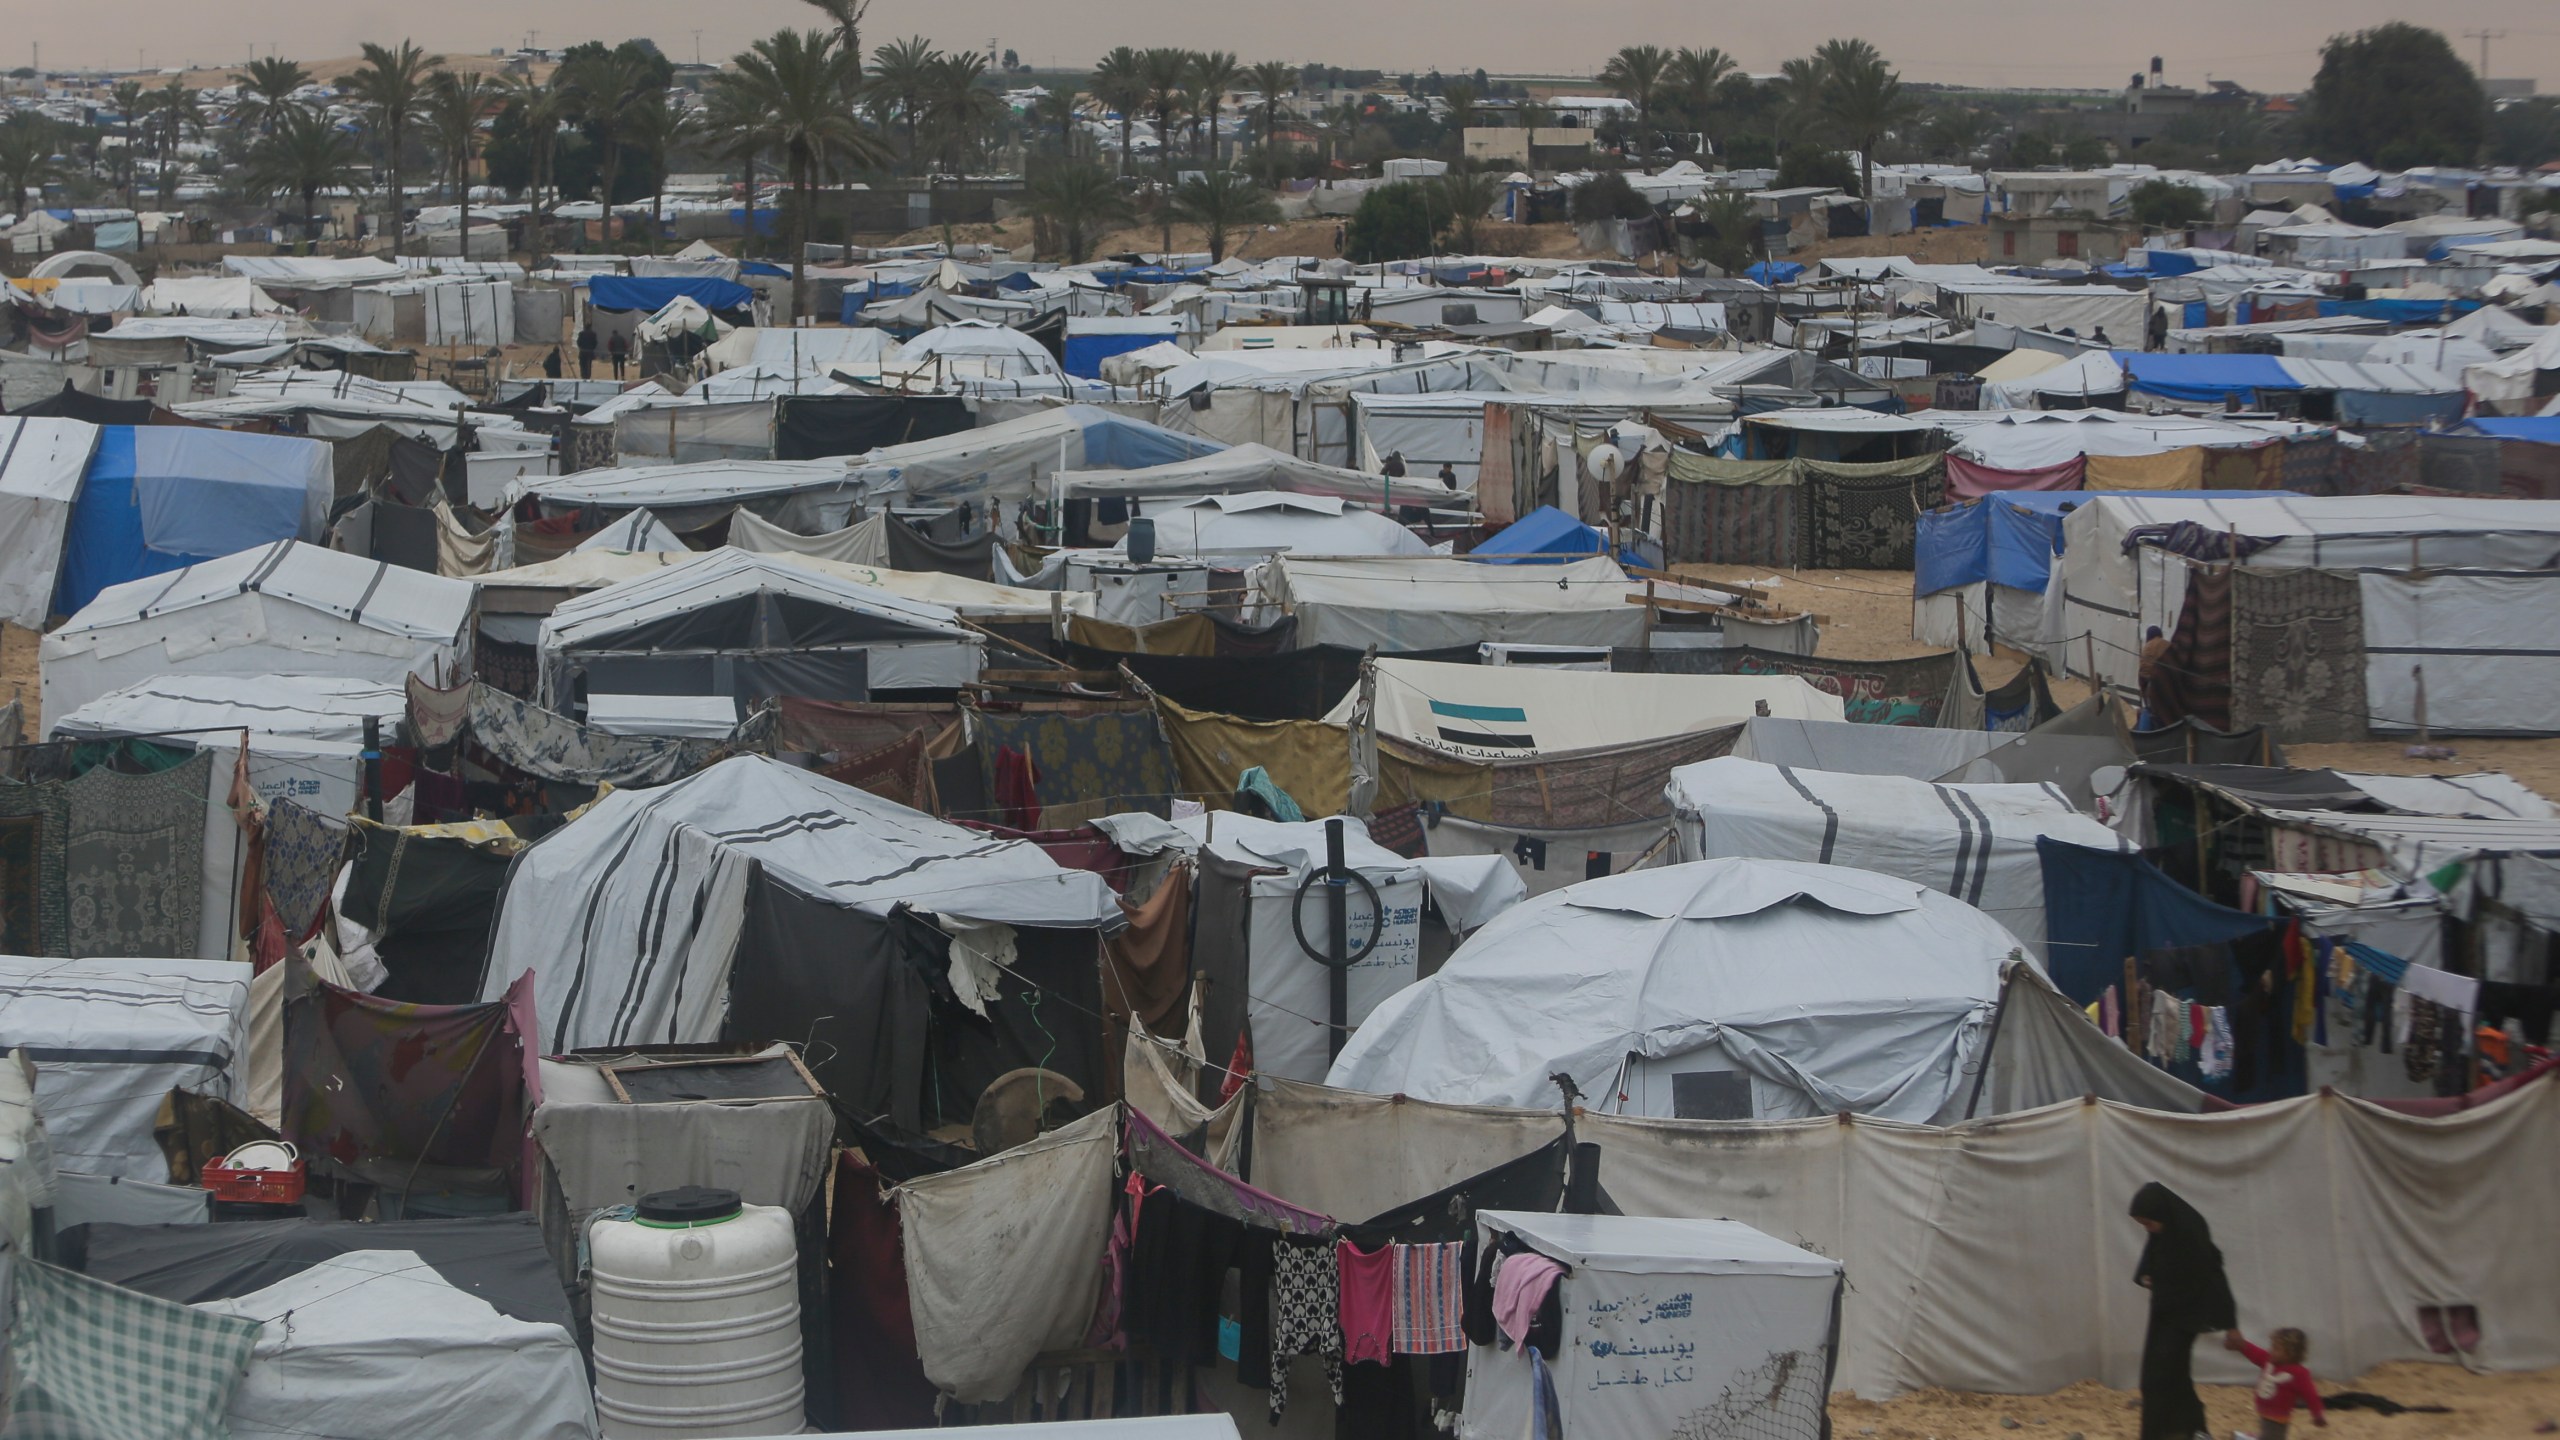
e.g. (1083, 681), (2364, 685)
(2316, 297), (2480, 324)
(55, 427), (322, 616)
(1915, 492), (2087, 596)
(2036, 837), (2274, 1006)
(1745, 261), (1804, 285)
(587, 274), (755, 313)
(1075, 411), (1224, 470)
(2462, 417), (2560, 443)
(2114, 351), (2302, 405)
(1471, 505), (1645, 567)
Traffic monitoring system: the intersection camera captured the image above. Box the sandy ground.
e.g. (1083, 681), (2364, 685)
(1832, 1363), (2560, 1440)
(0, 623), (35, 718)
(1789, 226), (1993, 266)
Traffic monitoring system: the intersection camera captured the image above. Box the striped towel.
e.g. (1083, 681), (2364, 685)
(1390, 1242), (1467, 1355)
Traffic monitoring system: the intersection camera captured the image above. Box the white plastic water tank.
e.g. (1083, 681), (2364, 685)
(590, 1185), (806, 1439)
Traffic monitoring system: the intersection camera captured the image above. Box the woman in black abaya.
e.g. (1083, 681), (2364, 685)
(2131, 1182), (2238, 1440)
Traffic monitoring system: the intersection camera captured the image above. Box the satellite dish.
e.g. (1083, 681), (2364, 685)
(971, 1068), (1086, 1156)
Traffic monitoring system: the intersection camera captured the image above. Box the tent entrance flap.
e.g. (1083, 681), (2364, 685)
(576, 648), (870, 703)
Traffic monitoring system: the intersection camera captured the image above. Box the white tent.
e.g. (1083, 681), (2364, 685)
(1327, 858), (2023, 1122)
(139, 275), (285, 317)
(1264, 554), (1647, 652)
(198, 1250), (597, 1440)
(1665, 755), (2122, 955)
(536, 547), (980, 701)
(702, 325), (901, 378)
(0, 954), (250, 1179)
(1056, 442), (1457, 509)
(843, 405), (1225, 509)
(481, 755), (1123, 1052)
(572, 508), (687, 553)
(0, 416), (99, 628)
(511, 459), (864, 529)
(41, 542), (476, 729)
(1120, 493), (1431, 561)
(1330, 657), (1842, 760)
(1463, 1213), (1841, 1440)
(885, 319), (1064, 384)
(1979, 349), (2126, 409)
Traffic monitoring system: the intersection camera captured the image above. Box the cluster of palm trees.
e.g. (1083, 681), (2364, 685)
(1600, 39), (1919, 224)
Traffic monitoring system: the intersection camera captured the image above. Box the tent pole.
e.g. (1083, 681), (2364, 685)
(1963, 958), (2021, 1120)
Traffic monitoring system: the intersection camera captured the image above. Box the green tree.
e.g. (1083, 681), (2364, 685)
(1599, 44), (1671, 146)
(1926, 106), (1994, 163)
(922, 52), (1002, 174)
(1193, 50), (1242, 165)
(1691, 189), (1759, 274)
(1028, 90), (1083, 159)
(494, 72), (574, 234)
(2008, 130), (2057, 167)
(108, 82), (147, 208)
(1436, 167), (1504, 252)
(1813, 38), (1919, 230)
(235, 57), (311, 136)
(2060, 133), (2110, 168)
(730, 28), (877, 314)
(2127, 177), (2208, 230)
(561, 43), (665, 246)
(427, 70), (504, 246)
(340, 40), (443, 254)
(1571, 170), (1653, 222)
(244, 103), (360, 242)
(2488, 98), (2560, 169)
(700, 78), (773, 256)
(1091, 47), (1149, 178)
(624, 91), (697, 251)
(868, 36), (939, 172)
(1167, 168), (1279, 261)
(1024, 159), (1131, 262)
(1440, 81), (1479, 138)
(1342, 180), (1434, 262)
(1666, 47), (1737, 140)
(1247, 59), (1297, 182)
(0, 116), (60, 218)
(2307, 23), (2487, 167)
(799, 0), (870, 84)
(145, 78), (204, 206)
(1774, 144), (1858, 195)
(1140, 47), (1194, 180)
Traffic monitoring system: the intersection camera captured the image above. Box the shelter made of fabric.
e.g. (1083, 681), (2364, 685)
(1660, 452), (1945, 568)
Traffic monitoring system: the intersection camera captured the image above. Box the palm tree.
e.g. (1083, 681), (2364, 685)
(1140, 47), (1194, 181)
(1926, 105), (1995, 164)
(1191, 50), (1242, 165)
(868, 36), (939, 173)
(1024, 159), (1131, 263)
(1774, 56), (1826, 146)
(147, 79), (203, 206)
(245, 104), (361, 243)
(922, 52), (1002, 176)
(1814, 40), (1921, 230)
(1090, 48), (1149, 178)
(701, 79), (773, 257)
(500, 72), (573, 242)
(236, 57), (312, 136)
(1435, 167), (1504, 253)
(1167, 168), (1278, 262)
(624, 92), (697, 252)
(1667, 47), (1736, 138)
(1599, 44), (1671, 147)
(799, 0), (870, 80)
(1246, 59), (1295, 182)
(108, 83), (146, 208)
(0, 117), (60, 219)
(1440, 81), (1479, 135)
(564, 48), (657, 248)
(341, 41), (443, 255)
(729, 29), (882, 316)
(1028, 89), (1082, 159)
(428, 71), (504, 249)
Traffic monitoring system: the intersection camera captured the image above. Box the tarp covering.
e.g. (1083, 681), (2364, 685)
(586, 273), (754, 313)
(1471, 504), (1643, 566)
(1330, 656), (1841, 759)
(534, 1045), (834, 1224)
(2035, 838), (2276, 1004)
(774, 394), (973, 461)
(2115, 351), (2304, 405)
(2361, 570), (2560, 736)
(0, 416), (99, 627)
(1059, 442), (1457, 509)
(69, 1214), (575, 1333)
(55, 426), (333, 615)
(1329, 859), (2020, 1122)
(0, 954), (249, 1179)
(850, 405), (1225, 508)
(1124, 492), (1431, 560)
(1667, 755), (2123, 955)
(1266, 554), (1646, 652)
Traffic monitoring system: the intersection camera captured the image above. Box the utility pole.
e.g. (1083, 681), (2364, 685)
(2464, 29), (2504, 81)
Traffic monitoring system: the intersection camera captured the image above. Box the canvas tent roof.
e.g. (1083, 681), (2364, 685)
(1265, 554), (1648, 652)
(1666, 755), (2123, 956)
(222, 255), (407, 288)
(41, 541), (475, 729)
(1119, 492), (1431, 560)
(1923, 410), (2336, 468)
(1055, 442), (1456, 509)
(50, 674), (404, 753)
(848, 404), (1224, 507)
(1729, 716), (2020, 780)
(510, 458), (857, 512)
(53, 425), (335, 617)
(886, 319), (1064, 381)
(573, 507), (687, 553)
(0, 954), (249, 1180)
(476, 545), (1089, 622)
(480, 755), (1123, 1052)
(0, 415), (100, 629)
(1331, 657), (1843, 760)
(1326, 858), (2021, 1122)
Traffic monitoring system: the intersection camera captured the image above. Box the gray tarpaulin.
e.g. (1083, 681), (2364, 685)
(533, 1054), (835, 1221)
(893, 1105), (1117, 1404)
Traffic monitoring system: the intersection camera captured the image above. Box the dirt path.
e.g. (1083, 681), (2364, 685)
(1832, 1363), (2560, 1440)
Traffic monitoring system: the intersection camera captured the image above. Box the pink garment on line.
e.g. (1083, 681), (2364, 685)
(1338, 1238), (1394, 1365)
(1492, 1252), (1568, 1349)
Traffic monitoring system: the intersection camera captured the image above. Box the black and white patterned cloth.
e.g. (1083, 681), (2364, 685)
(1268, 1234), (1344, 1422)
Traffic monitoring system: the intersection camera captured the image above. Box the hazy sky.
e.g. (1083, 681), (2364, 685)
(25, 0), (2560, 94)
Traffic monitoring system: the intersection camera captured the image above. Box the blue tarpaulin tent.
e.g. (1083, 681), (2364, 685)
(1745, 261), (1805, 286)
(2316, 297), (2479, 324)
(1914, 490), (2286, 598)
(1062, 318), (1180, 379)
(1470, 505), (1645, 566)
(586, 275), (756, 313)
(2461, 417), (2560, 443)
(2113, 352), (2304, 406)
(2036, 837), (2275, 1008)
(55, 427), (331, 615)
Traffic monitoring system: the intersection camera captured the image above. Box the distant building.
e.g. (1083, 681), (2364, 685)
(1463, 127), (1599, 169)
(1988, 213), (2137, 266)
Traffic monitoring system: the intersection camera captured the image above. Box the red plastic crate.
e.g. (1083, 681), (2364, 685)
(202, 1152), (306, 1206)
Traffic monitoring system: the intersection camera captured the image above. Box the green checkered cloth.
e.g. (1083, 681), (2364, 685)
(7, 1259), (260, 1439)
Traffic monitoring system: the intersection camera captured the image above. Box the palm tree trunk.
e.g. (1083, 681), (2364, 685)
(385, 129), (405, 258)
(792, 155), (811, 322)
(1863, 145), (1875, 233)
(601, 142), (621, 248)
(1118, 116), (1133, 177)
(740, 154), (757, 260)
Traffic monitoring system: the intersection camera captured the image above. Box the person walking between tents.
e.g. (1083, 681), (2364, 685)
(576, 324), (599, 380)
(2131, 1183), (2238, 1440)
(607, 329), (630, 380)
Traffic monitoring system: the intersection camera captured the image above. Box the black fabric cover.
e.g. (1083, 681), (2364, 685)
(341, 825), (517, 1004)
(2137, 763), (2373, 812)
(370, 500), (441, 574)
(62, 1214), (574, 1333)
(774, 396), (973, 460)
(576, 649), (867, 704)
(1344, 1135), (1569, 1246)
(6, 384), (156, 424)
(2127, 720), (2283, 767)
(1061, 643), (1480, 722)
(883, 520), (995, 582)
(380, 436), (451, 508)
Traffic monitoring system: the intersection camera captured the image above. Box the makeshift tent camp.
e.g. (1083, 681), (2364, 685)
(1331, 657), (1842, 760)
(1666, 755), (2123, 955)
(1056, 443), (1455, 509)
(478, 756), (1124, 1121)
(0, 416), (100, 628)
(41, 541), (476, 729)
(0, 954), (250, 1179)
(1119, 493), (1431, 560)
(535, 548), (980, 704)
(1264, 554), (1648, 652)
(197, 1250), (597, 1440)
(54, 427), (334, 615)
(1328, 859), (2024, 1122)
(847, 404), (1225, 508)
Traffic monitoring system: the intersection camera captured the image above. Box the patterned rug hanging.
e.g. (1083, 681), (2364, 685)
(65, 752), (212, 958)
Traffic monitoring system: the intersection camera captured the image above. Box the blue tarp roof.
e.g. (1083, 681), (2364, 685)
(1914, 490), (2288, 597)
(1745, 261), (1805, 286)
(2317, 297), (2481, 324)
(2113, 351), (2303, 405)
(2463, 417), (2560, 443)
(56, 427), (324, 615)
(586, 274), (756, 312)
(1470, 505), (1645, 567)
(2037, 837), (2275, 1006)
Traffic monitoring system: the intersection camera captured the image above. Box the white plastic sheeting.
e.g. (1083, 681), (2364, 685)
(1264, 555), (1647, 652)
(0, 417), (98, 628)
(728, 508), (891, 565)
(534, 1045), (835, 1224)
(40, 542), (475, 730)
(1121, 493), (1431, 561)
(1666, 755), (2120, 956)
(139, 276), (285, 317)
(2361, 570), (2560, 736)
(512, 458), (858, 514)
(0, 955), (250, 1180)
(1328, 859), (2020, 1122)
(480, 756), (1121, 1052)
(572, 508), (686, 554)
(1247, 1073), (2560, 1401)
(1330, 658), (1841, 760)
(198, 1250), (598, 1440)
(1057, 442), (1456, 509)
